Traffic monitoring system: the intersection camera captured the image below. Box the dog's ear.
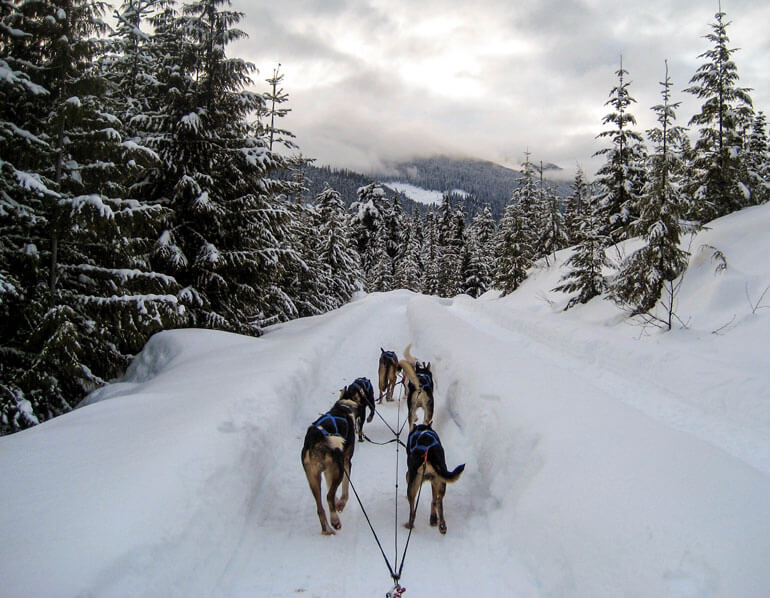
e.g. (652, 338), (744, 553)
(339, 386), (347, 399)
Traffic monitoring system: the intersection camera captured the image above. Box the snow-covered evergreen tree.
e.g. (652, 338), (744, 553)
(594, 58), (647, 244)
(611, 62), (690, 326)
(394, 212), (423, 292)
(1, 0), (185, 432)
(143, 0), (301, 332)
(564, 166), (590, 245)
(422, 210), (441, 296)
(685, 8), (754, 222)
(436, 195), (465, 297)
(463, 206), (496, 297)
(261, 63), (297, 153)
(313, 184), (362, 307)
(367, 232), (392, 293)
(350, 182), (388, 287)
(538, 180), (569, 266)
(746, 112), (769, 206)
(553, 196), (609, 309)
(514, 151), (541, 253)
(494, 201), (533, 295)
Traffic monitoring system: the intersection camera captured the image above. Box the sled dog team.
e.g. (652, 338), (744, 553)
(301, 344), (465, 536)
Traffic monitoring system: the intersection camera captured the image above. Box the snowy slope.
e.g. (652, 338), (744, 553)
(384, 181), (468, 205)
(2, 205), (770, 597)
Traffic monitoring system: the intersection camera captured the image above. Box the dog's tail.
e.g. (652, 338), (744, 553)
(443, 463), (465, 483)
(399, 360), (419, 388)
(403, 343), (417, 366)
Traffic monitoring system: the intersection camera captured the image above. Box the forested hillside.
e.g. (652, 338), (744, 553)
(1, 3), (767, 433)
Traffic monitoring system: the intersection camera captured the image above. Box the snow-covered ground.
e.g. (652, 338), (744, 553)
(2, 205), (770, 597)
(384, 181), (468, 205)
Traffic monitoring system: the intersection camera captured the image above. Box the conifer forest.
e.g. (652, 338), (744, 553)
(1, 1), (768, 433)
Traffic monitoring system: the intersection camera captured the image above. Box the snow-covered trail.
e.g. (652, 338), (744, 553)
(2, 290), (770, 597)
(210, 291), (492, 597)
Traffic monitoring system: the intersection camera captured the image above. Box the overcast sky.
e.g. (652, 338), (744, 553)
(230, 0), (770, 177)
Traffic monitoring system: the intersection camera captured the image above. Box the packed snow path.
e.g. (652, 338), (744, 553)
(2, 290), (769, 597)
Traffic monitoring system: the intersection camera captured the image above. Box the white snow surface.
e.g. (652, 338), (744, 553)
(2, 205), (770, 597)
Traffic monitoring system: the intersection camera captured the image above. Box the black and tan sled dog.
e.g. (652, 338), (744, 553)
(399, 344), (435, 431)
(339, 376), (375, 442)
(377, 348), (401, 402)
(301, 398), (358, 535)
(404, 424), (465, 534)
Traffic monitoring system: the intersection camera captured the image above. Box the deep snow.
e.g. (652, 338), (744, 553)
(2, 205), (770, 597)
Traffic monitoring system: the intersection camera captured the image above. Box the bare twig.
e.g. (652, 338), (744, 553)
(712, 314), (736, 335)
(745, 282), (770, 315)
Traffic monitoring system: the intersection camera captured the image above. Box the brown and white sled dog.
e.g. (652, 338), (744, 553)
(377, 348), (401, 402)
(404, 424), (465, 534)
(301, 398), (358, 535)
(399, 344), (435, 431)
(339, 377), (375, 442)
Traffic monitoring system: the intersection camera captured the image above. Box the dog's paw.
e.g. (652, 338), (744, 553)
(403, 522), (414, 529)
(322, 528), (336, 535)
(331, 518), (342, 530)
(439, 522), (447, 534)
(335, 499), (347, 511)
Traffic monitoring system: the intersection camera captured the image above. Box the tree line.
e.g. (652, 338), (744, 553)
(1, 2), (767, 433)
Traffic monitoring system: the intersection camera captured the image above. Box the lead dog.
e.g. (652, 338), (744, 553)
(404, 423), (465, 534)
(399, 345), (435, 431)
(377, 348), (401, 402)
(339, 376), (375, 441)
(301, 397), (358, 535)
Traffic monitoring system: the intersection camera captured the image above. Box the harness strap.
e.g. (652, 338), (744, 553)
(408, 429), (439, 455)
(313, 412), (348, 437)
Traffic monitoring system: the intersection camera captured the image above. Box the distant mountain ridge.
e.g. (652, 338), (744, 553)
(302, 155), (569, 219)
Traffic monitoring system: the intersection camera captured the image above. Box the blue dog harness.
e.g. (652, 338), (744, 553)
(416, 372), (433, 393)
(382, 350), (398, 366)
(350, 377), (375, 408)
(313, 412), (349, 438)
(408, 427), (440, 456)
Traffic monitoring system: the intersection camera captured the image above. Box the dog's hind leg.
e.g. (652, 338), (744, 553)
(336, 452), (351, 512)
(432, 480), (448, 534)
(304, 461), (334, 535)
(324, 467), (343, 530)
(403, 469), (420, 529)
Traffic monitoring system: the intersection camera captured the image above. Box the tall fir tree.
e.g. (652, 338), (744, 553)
(564, 166), (590, 245)
(1, 0), (184, 432)
(611, 62), (690, 326)
(537, 176), (569, 266)
(422, 210), (441, 296)
(349, 182), (388, 288)
(313, 184), (362, 308)
(746, 112), (769, 205)
(260, 63), (297, 153)
(553, 195), (609, 309)
(684, 8), (754, 222)
(144, 0), (301, 332)
(493, 201), (533, 295)
(463, 206), (496, 298)
(594, 58), (647, 245)
(394, 212), (423, 292)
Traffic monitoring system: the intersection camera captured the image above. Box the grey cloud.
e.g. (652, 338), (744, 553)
(231, 0), (770, 178)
